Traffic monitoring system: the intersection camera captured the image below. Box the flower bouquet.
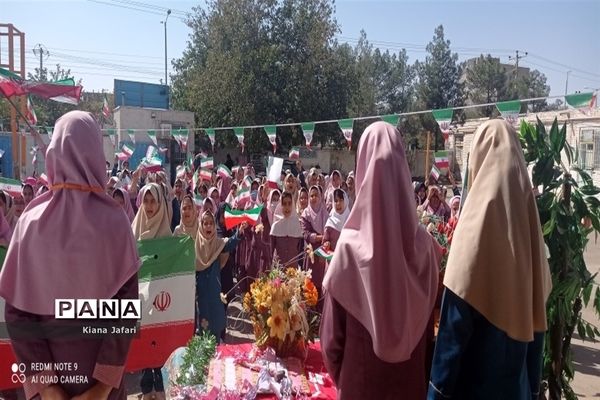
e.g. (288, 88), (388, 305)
(417, 207), (451, 271)
(243, 259), (320, 360)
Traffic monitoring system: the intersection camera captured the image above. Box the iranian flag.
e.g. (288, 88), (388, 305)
(201, 157), (214, 170)
(431, 164), (441, 181)
(146, 129), (158, 146)
(206, 129), (216, 150)
(0, 238), (195, 387)
(0, 68), (82, 104)
(242, 176), (253, 189)
(302, 122), (315, 148)
(199, 168), (213, 183)
(125, 236), (196, 370)
(117, 144), (134, 161)
(0, 177), (22, 196)
(315, 246), (334, 261)
(434, 151), (449, 172)
(432, 108), (453, 141)
(102, 94), (111, 118)
(106, 128), (117, 146)
(496, 100), (521, 124)
(236, 187), (251, 204)
(338, 119), (353, 150)
(217, 164), (232, 179)
(264, 125), (277, 153)
(224, 205), (263, 230)
(193, 194), (203, 207)
(565, 92), (597, 113)
(289, 147), (300, 160)
(26, 96), (37, 125)
(234, 127), (245, 152)
(141, 146), (163, 172)
(173, 129), (189, 151)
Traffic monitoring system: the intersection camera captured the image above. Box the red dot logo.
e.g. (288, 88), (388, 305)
(153, 291), (171, 312)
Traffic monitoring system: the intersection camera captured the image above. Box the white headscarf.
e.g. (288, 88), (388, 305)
(324, 190), (350, 232)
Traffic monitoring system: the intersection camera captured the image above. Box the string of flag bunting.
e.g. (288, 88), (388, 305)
(30, 91), (597, 154)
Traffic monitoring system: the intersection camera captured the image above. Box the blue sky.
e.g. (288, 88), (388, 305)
(1, 0), (599, 99)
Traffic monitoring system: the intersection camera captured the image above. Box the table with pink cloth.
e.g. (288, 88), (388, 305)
(211, 341), (336, 399)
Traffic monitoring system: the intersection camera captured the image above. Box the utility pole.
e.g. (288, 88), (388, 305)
(32, 44), (49, 81)
(508, 50), (528, 81)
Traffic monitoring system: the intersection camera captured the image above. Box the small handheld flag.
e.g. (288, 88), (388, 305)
(224, 205), (263, 230)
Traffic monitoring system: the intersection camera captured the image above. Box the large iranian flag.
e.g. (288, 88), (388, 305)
(0, 68), (82, 105)
(125, 236), (196, 370)
(0, 237), (196, 390)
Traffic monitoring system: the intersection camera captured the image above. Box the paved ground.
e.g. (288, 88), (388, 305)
(571, 238), (600, 398)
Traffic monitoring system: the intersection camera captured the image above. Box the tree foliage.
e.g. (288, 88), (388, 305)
(465, 55), (508, 117)
(520, 118), (600, 400)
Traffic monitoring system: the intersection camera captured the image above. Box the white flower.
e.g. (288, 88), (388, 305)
(426, 223), (436, 233)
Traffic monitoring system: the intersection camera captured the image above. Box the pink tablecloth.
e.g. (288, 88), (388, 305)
(216, 341), (337, 399)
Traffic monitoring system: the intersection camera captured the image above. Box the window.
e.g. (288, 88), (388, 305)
(579, 128), (600, 170)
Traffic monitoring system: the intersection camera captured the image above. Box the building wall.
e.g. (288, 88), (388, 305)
(111, 106), (195, 179)
(451, 108), (600, 187)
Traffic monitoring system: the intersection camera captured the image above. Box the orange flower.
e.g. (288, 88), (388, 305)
(303, 278), (318, 307)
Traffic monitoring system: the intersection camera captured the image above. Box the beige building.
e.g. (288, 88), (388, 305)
(449, 108), (600, 186)
(107, 106), (195, 178)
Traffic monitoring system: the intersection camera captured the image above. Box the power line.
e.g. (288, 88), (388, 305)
(87, 0), (187, 22)
(528, 53), (600, 79)
(109, 0), (190, 17)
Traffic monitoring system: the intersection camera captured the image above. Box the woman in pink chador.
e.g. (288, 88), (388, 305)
(320, 121), (442, 400)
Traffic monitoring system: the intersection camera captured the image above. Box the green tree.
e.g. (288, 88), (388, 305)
(172, 0), (342, 154)
(465, 54), (508, 117)
(520, 119), (600, 400)
(373, 48), (415, 115)
(416, 25), (464, 148)
(508, 69), (551, 112)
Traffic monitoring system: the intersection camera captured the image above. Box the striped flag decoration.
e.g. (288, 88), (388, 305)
(242, 175), (253, 189)
(217, 164), (232, 179)
(206, 129), (216, 151)
(431, 164), (441, 181)
(199, 168), (213, 182)
(224, 205), (263, 230)
(432, 108), (453, 141)
(434, 150), (449, 178)
(0, 177), (23, 196)
(234, 127), (245, 152)
(314, 246), (334, 261)
(264, 125), (277, 153)
(338, 119), (353, 150)
(301, 122), (315, 148)
(201, 157), (214, 170)
(236, 187), (251, 203)
(289, 147), (300, 160)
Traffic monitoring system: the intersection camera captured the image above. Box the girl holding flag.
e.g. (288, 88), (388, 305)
(131, 182), (172, 400)
(195, 211), (247, 340)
